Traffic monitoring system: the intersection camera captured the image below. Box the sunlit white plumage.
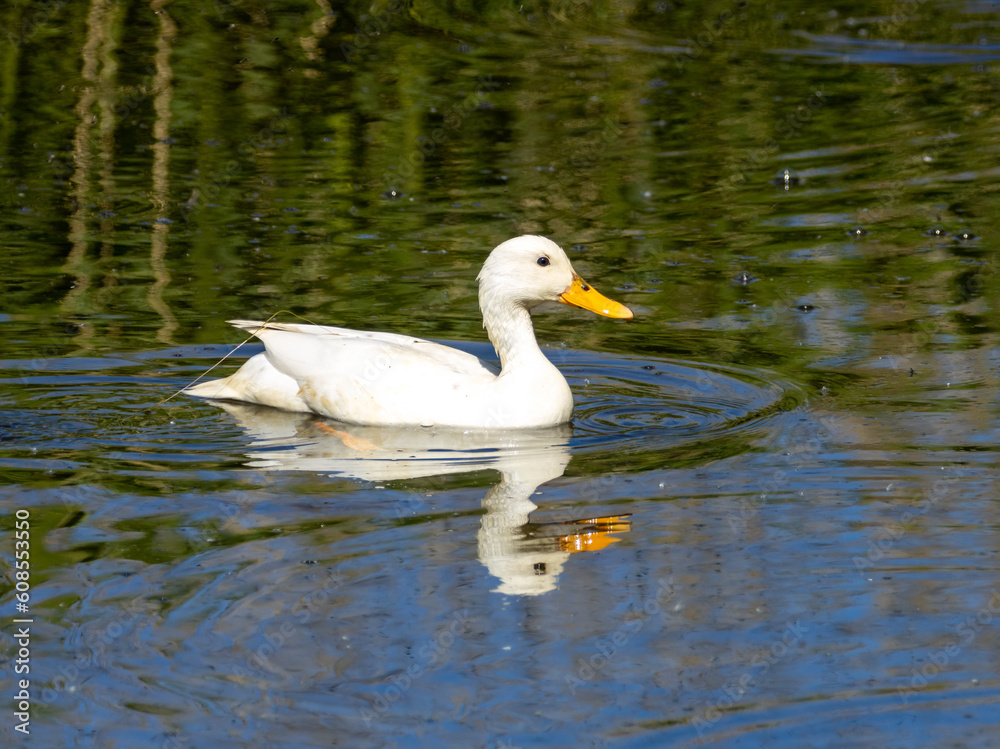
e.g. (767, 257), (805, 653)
(185, 235), (632, 428)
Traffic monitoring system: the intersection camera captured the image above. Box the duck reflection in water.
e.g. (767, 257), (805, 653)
(217, 402), (632, 596)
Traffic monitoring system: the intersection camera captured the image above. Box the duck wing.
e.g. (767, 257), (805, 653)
(227, 319), (499, 379)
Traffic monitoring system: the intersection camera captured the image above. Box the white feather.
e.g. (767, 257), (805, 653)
(185, 235), (631, 428)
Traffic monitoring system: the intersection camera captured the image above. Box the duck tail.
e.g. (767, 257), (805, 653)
(184, 375), (240, 400)
(227, 319), (270, 334)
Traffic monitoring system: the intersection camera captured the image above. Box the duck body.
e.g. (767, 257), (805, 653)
(203, 320), (573, 428)
(185, 236), (632, 429)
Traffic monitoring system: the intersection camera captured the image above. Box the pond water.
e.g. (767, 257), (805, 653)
(2, 0), (1000, 746)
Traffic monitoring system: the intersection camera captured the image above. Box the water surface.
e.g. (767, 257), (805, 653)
(1, 1), (999, 746)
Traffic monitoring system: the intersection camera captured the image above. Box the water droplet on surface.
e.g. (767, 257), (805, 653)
(772, 168), (800, 189)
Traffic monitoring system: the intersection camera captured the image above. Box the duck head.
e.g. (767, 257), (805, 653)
(477, 235), (633, 319)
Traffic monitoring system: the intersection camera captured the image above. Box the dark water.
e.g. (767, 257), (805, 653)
(2, 1), (1000, 746)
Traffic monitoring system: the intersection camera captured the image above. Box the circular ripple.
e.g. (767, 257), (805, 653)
(0, 345), (806, 478)
(559, 349), (805, 458)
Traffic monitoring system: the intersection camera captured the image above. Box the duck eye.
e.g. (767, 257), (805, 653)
(536, 256), (550, 267)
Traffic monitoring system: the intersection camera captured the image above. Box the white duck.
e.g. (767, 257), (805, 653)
(185, 235), (632, 428)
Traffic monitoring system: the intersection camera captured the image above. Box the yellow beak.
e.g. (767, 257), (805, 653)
(558, 273), (633, 320)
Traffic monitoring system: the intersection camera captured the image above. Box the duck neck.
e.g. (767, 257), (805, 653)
(481, 301), (548, 373)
